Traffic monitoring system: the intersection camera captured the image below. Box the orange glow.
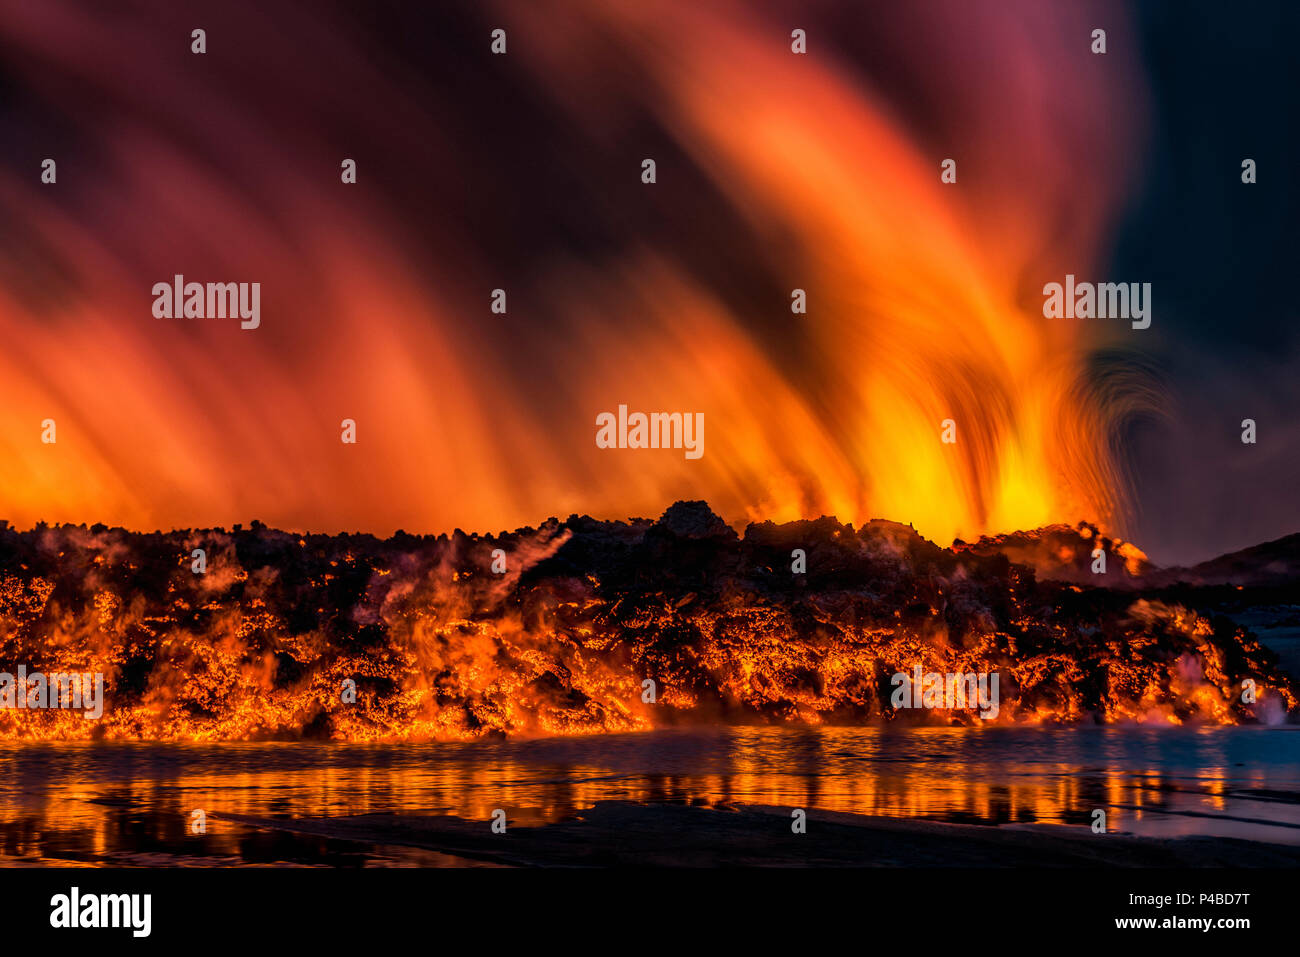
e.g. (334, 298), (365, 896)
(0, 518), (1290, 742)
(0, 0), (1146, 545)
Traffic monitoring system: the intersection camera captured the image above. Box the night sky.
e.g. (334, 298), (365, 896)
(1107, 0), (1299, 562)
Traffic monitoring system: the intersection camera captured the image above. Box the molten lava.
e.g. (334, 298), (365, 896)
(0, 502), (1292, 741)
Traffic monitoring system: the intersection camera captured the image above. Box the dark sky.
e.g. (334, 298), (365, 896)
(1107, 0), (1299, 563)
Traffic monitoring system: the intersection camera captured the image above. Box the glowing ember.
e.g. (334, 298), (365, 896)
(0, 502), (1292, 741)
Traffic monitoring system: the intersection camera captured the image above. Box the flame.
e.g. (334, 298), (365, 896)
(0, 512), (1292, 741)
(2, 3), (1224, 745)
(0, 0), (1147, 545)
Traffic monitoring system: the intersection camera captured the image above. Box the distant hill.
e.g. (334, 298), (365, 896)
(1142, 533), (1300, 588)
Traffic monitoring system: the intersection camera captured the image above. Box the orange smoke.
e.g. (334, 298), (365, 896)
(0, 0), (1145, 542)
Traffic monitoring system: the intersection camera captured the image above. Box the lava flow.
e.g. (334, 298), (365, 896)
(0, 501), (1293, 741)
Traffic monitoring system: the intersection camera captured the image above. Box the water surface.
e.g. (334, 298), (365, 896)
(1, 726), (1297, 865)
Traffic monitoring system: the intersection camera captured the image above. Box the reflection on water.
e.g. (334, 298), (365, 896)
(1, 726), (1297, 866)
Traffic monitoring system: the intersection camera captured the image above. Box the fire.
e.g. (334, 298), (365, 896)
(0, 0), (1147, 546)
(2, 4), (1231, 745)
(0, 504), (1292, 742)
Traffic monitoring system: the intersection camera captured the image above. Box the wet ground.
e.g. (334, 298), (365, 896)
(2, 725), (1298, 866)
